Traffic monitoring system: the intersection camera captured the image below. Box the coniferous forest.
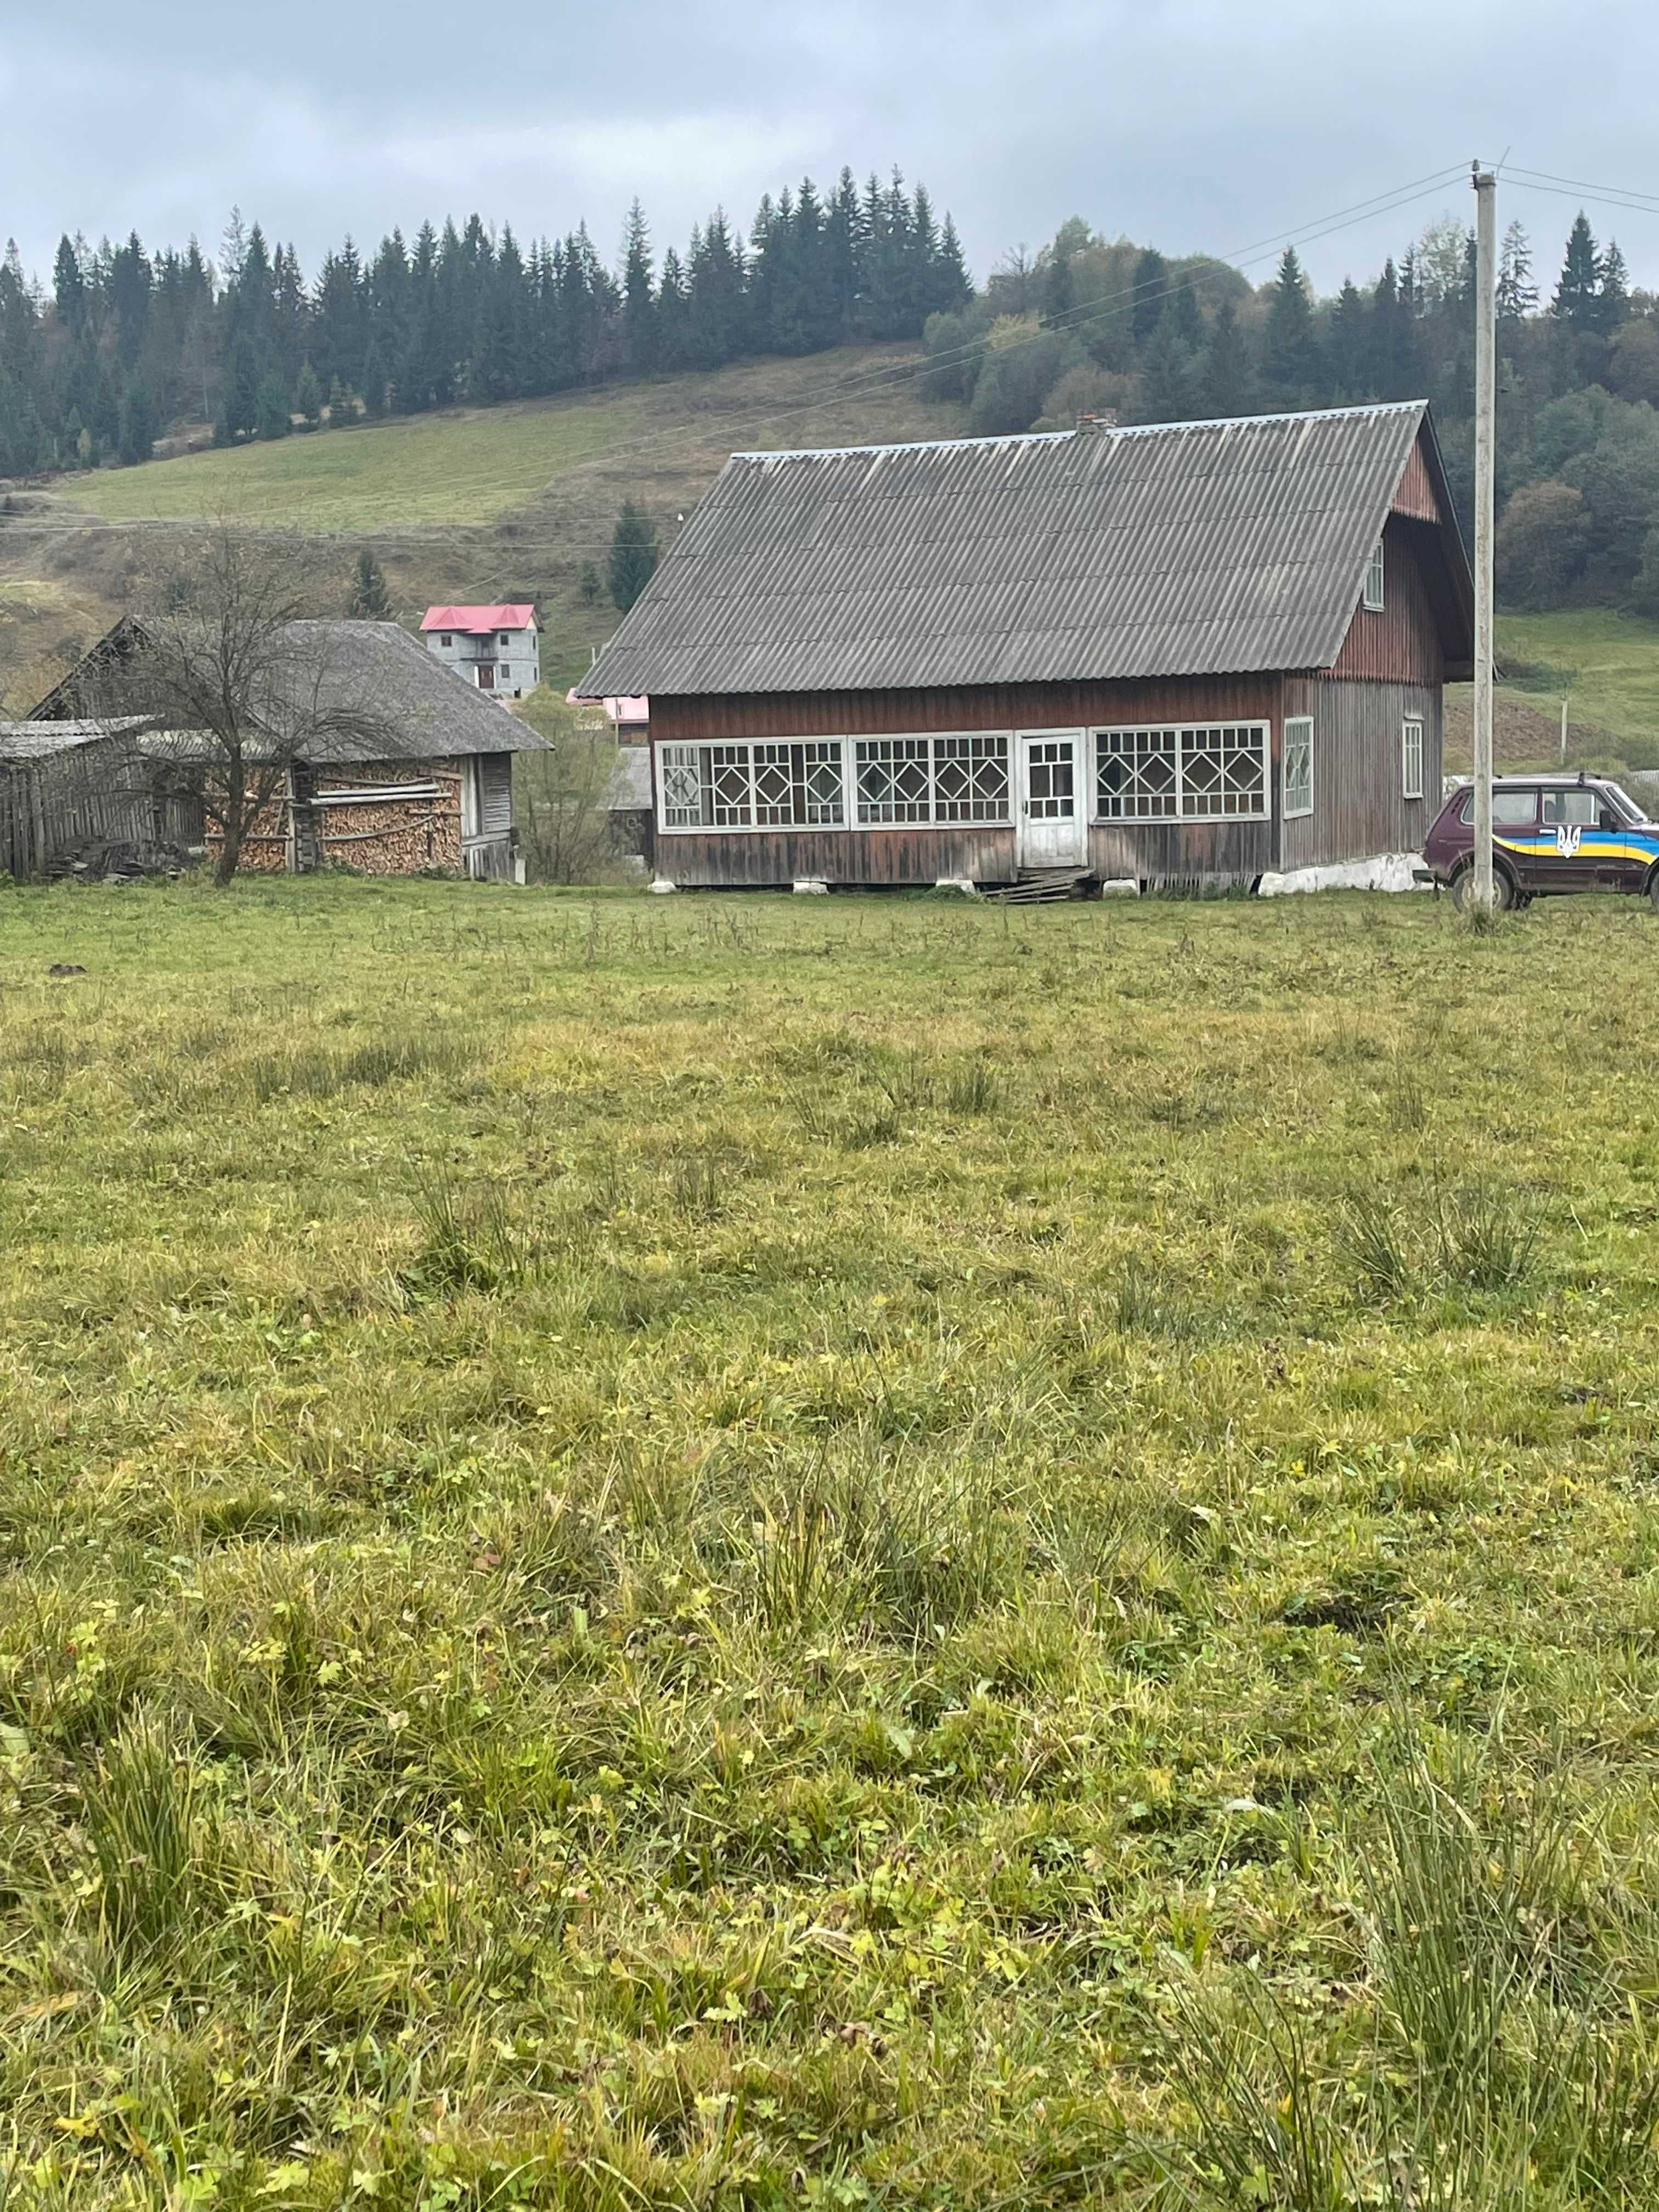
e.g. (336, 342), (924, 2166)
(0, 173), (969, 470)
(2, 173), (1658, 614)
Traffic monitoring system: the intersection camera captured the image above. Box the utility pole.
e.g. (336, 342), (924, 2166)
(1471, 164), (1498, 910)
(1561, 692), (1569, 765)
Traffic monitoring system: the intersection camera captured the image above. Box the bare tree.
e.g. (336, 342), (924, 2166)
(100, 523), (403, 885)
(515, 705), (620, 884)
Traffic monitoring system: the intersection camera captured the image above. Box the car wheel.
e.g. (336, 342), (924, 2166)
(1451, 865), (1515, 913)
(1647, 871), (1659, 914)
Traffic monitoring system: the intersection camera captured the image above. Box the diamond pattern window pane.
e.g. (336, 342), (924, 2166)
(1096, 727), (1177, 819)
(707, 745), (752, 827)
(1181, 725), (1265, 819)
(856, 737), (931, 823)
(800, 741), (845, 825)
(933, 732), (1009, 823)
(752, 743), (795, 826)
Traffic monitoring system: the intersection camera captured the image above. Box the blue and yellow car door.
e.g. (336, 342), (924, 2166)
(1538, 788), (1658, 894)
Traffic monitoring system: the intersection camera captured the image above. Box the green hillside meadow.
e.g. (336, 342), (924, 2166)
(6, 876), (1659, 2205)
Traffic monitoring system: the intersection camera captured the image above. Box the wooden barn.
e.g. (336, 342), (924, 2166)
(26, 620), (547, 882)
(574, 402), (1474, 894)
(0, 717), (201, 882)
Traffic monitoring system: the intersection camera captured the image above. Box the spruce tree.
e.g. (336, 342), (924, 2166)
(347, 548), (392, 619)
(328, 379), (356, 428)
(1596, 241), (1630, 335)
(607, 501), (659, 613)
(255, 373), (291, 439)
(1131, 248), (1168, 347)
(117, 377), (155, 465)
(622, 199), (657, 375)
(1553, 213), (1601, 328)
(360, 340), (387, 416)
(1198, 294), (1257, 418)
(1496, 221), (1538, 321)
(295, 360), (323, 429)
(1265, 246), (1318, 402)
(1136, 311), (1197, 423)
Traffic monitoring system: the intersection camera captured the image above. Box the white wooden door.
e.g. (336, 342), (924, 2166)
(1017, 730), (1087, 868)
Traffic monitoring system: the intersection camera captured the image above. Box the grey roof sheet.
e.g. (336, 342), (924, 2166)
(0, 716), (152, 762)
(274, 624), (550, 759)
(578, 403), (1461, 697)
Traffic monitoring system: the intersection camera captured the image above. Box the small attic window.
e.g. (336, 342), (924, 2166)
(1363, 539), (1386, 612)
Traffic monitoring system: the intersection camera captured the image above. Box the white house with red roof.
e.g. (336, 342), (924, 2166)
(420, 604), (540, 698)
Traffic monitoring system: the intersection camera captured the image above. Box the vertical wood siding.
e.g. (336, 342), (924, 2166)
(1279, 675), (1441, 870)
(1391, 441), (1443, 522)
(1330, 520), (1448, 686)
(1, 738), (201, 881)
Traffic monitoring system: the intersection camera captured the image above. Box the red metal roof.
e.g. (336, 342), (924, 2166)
(421, 605), (537, 634)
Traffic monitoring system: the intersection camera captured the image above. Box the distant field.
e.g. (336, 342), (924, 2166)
(5, 879), (1659, 2205)
(61, 391), (653, 532)
(1497, 608), (1659, 750)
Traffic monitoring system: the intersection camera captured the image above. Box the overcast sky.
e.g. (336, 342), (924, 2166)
(4, 2), (1657, 300)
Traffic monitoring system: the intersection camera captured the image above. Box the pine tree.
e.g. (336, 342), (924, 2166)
(328, 379), (355, 427)
(607, 500), (659, 613)
(295, 360), (322, 428)
(579, 560), (601, 606)
(346, 548), (392, 619)
(1553, 213), (1601, 328)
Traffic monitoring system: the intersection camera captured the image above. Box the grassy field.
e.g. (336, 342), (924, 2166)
(1497, 608), (1659, 755)
(58, 393), (654, 533)
(5, 876), (1659, 2207)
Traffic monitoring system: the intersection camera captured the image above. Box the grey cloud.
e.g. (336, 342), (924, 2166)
(4, 1), (1657, 294)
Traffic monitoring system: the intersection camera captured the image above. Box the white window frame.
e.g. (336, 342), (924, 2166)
(654, 733), (1014, 835)
(1091, 723), (1271, 825)
(1401, 716), (1425, 802)
(1282, 715), (1313, 821)
(1363, 539), (1386, 612)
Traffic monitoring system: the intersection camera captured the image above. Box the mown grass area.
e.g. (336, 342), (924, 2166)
(56, 392), (653, 532)
(4, 876), (1659, 2207)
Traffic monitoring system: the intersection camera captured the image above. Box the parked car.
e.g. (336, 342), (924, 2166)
(1422, 774), (1659, 912)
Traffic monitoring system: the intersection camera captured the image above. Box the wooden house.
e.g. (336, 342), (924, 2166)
(25, 620), (548, 882)
(574, 403), (1474, 893)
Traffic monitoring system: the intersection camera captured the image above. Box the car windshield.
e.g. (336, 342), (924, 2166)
(1600, 782), (1648, 825)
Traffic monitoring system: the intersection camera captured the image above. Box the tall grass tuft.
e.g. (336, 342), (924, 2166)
(402, 1161), (527, 1296)
(78, 1715), (206, 1968)
(1146, 1748), (1659, 2209)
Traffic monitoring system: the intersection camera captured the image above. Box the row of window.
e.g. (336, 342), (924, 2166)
(660, 733), (1014, 830)
(657, 719), (1427, 832)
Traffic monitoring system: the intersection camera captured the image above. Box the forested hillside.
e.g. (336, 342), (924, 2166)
(0, 172), (968, 464)
(3, 173), (1659, 624)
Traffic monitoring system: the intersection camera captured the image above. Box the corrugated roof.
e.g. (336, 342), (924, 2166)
(421, 604), (537, 633)
(0, 716), (153, 763)
(577, 403), (1470, 698)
